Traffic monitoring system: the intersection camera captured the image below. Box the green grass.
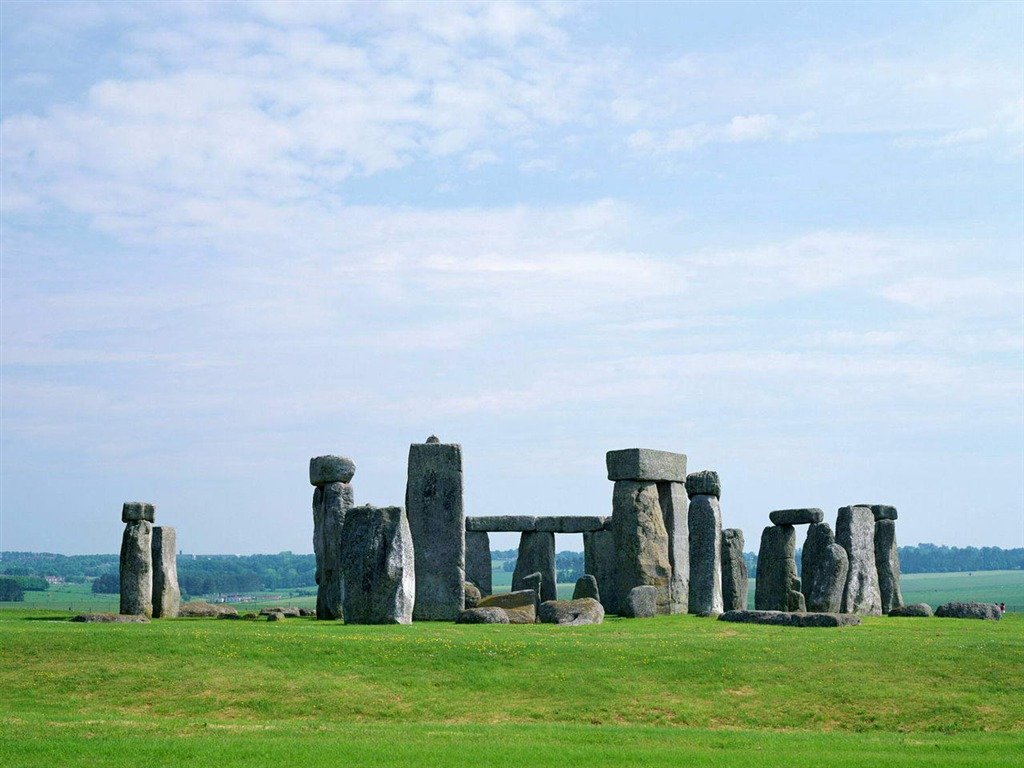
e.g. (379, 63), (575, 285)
(0, 606), (1020, 766)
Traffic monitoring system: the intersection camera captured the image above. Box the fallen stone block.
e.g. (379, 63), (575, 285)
(477, 590), (537, 624)
(70, 613), (149, 624)
(718, 610), (862, 627)
(935, 602), (1001, 620)
(179, 601), (238, 618)
(889, 603), (933, 617)
(456, 607), (510, 624)
(623, 585), (658, 618)
(539, 598), (605, 626)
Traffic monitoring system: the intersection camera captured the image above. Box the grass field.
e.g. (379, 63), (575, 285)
(1, 603), (1020, 766)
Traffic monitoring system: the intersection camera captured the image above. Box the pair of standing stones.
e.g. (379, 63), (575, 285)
(119, 502), (180, 618)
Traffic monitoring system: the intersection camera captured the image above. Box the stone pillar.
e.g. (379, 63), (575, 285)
(310, 455), (355, 620)
(686, 471), (723, 614)
(658, 481), (689, 614)
(406, 436), (465, 621)
(754, 524), (804, 612)
(837, 505), (882, 616)
(465, 530), (492, 596)
(512, 531), (556, 602)
(721, 528), (748, 611)
(583, 524), (617, 614)
(341, 505), (415, 624)
(151, 526), (180, 618)
(120, 502), (154, 617)
(801, 522), (848, 613)
(872, 505), (903, 614)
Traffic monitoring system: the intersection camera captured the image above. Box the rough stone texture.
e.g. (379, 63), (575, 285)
(935, 602), (1001, 620)
(721, 528), (749, 611)
(535, 516), (606, 533)
(769, 508), (824, 526)
(583, 528), (618, 615)
(267, 612), (284, 622)
(718, 610), (862, 627)
(512, 532), (556, 603)
(869, 504), (898, 521)
(406, 440), (465, 621)
(688, 494), (724, 614)
(538, 598), (605, 626)
(70, 613), (149, 623)
(623, 585), (658, 618)
(684, 470), (721, 499)
(875, 519), (904, 614)
(889, 603), (933, 617)
(613, 481), (673, 615)
(607, 448), (687, 482)
(259, 606), (301, 617)
(801, 522), (849, 613)
(151, 526), (180, 619)
(477, 590), (537, 624)
(572, 575), (600, 602)
(464, 582), (482, 609)
(456, 607), (510, 624)
(341, 505), (415, 625)
(837, 505), (882, 616)
(754, 525), (800, 612)
(314, 481), (353, 620)
(309, 455), (356, 485)
(179, 601), (238, 618)
(659, 480), (689, 614)
(466, 516), (537, 532)
(465, 530), (492, 596)
(122, 502), (155, 523)
(120, 520), (153, 617)
(788, 590), (807, 612)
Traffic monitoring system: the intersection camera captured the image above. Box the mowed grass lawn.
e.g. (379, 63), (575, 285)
(1, 608), (1021, 767)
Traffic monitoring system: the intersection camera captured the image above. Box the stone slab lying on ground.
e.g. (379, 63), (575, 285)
(606, 448), (687, 482)
(179, 601), (238, 618)
(769, 508), (824, 526)
(538, 598), (605, 626)
(534, 516), (607, 533)
(259, 607), (301, 617)
(718, 610), (862, 627)
(684, 470), (721, 499)
(889, 603), (933, 617)
(466, 516), (537, 532)
(477, 590), (537, 624)
(456, 607), (510, 624)
(70, 613), (150, 623)
(121, 502), (156, 523)
(623, 585), (658, 618)
(935, 602), (1001, 620)
(309, 455), (356, 485)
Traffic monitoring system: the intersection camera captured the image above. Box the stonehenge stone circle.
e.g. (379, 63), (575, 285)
(465, 530), (492, 596)
(769, 508), (824, 526)
(311, 461), (355, 621)
(538, 598), (605, 626)
(151, 526), (180, 619)
(477, 590), (537, 624)
(612, 480), (673, 615)
(755, 524), (801, 612)
(623, 585), (658, 618)
(836, 505), (882, 616)
(340, 505), (415, 625)
(583, 527), (618, 615)
(406, 438), (465, 621)
(120, 502), (154, 617)
(572, 574), (600, 602)
(720, 528), (748, 611)
(801, 522), (849, 613)
(687, 474), (723, 615)
(512, 532), (557, 603)
(875, 518), (904, 614)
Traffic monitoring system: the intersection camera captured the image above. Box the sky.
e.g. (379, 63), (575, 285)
(1, 1), (1022, 556)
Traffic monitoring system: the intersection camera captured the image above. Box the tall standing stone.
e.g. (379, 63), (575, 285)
(801, 522), (849, 613)
(686, 471), (723, 615)
(406, 437), (465, 621)
(310, 455), (355, 621)
(465, 530), (492, 596)
(151, 526), (180, 618)
(837, 505), (882, 616)
(583, 526), (618, 614)
(873, 507), (903, 614)
(754, 524), (803, 612)
(612, 480), (673, 614)
(658, 481), (689, 614)
(512, 531), (556, 603)
(120, 502), (154, 617)
(721, 528), (748, 611)
(341, 505), (415, 624)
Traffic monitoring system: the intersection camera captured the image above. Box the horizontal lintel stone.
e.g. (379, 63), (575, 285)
(309, 455), (355, 486)
(769, 508), (824, 526)
(606, 448), (687, 482)
(466, 516), (537, 532)
(122, 502), (155, 523)
(535, 516), (607, 533)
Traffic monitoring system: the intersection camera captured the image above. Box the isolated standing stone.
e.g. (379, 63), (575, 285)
(623, 585), (658, 618)
(755, 524), (800, 612)
(406, 438), (465, 621)
(613, 480), (672, 614)
(512, 531), (556, 603)
(720, 528), (748, 611)
(573, 574), (600, 602)
(875, 518), (904, 614)
(658, 481), (689, 614)
(465, 530), (492, 596)
(151, 526), (180, 618)
(120, 519), (153, 617)
(687, 490), (723, 614)
(341, 505), (415, 624)
(317, 480), (354, 620)
(836, 505), (882, 616)
(583, 528), (618, 614)
(801, 522), (848, 613)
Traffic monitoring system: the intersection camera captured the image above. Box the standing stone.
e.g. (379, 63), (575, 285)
(686, 474), (723, 615)
(837, 505), (882, 616)
(465, 530), (492, 596)
(120, 514), (153, 617)
(720, 528), (748, 611)
(341, 505), (415, 624)
(658, 481), (689, 614)
(406, 438), (465, 621)
(151, 526), (180, 618)
(573, 574), (600, 602)
(583, 528), (618, 614)
(612, 480), (672, 615)
(623, 585), (658, 618)
(310, 455), (355, 621)
(801, 522), (849, 613)
(754, 524), (800, 612)
(875, 518), (904, 614)
(512, 531), (556, 603)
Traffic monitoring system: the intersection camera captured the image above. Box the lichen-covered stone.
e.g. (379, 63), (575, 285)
(688, 494), (723, 614)
(606, 448), (687, 482)
(309, 455), (356, 485)
(754, 524), (799, 612)
(889, 603), (933, 617)
(70, 613), (149, 623)
(721, 528), (748, 611)
(837, 505), (882, 616)
(613, 480), (672, 614)
(466, 516), (537, 532)
(583, 528), (617, 614)
(538, 598), (605, 626)
(801, 522), (848, 613)
(267, 612), (284, 622)
(512, 532), (556, 602)
(769, 508), (824, 526)
(935, 602), (1001, 620)
(684, 470), (720, 499)
(718, 610), (862, 627)
(875, 519), (903, 614)
(456, 607), (510, 624)
(623, 585), (658, 618)
(179, 601), (237, 618)
(315, 481), (353, 620)
(151, 526), (180, 618)
(259, 606), (301, 617)
(572, 574), (600, 602)
(465, 530), (492, 596)
(120, 520), (153, 617)
(659, 480), (688, 614)
(341, 505), (415, 625)
(464, 582), (482, 609)
(477, 590), (537, 624)
(121, 502), (155, 523)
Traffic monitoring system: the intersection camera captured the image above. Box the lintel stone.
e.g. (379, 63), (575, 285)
(535, 516), (606, 533)
(122, 502), (155, 523)
(309, 455), (355, 486)
(606, 448), (687, 482)
(466, 516), (537, 532)
(769, 508), (824, 526)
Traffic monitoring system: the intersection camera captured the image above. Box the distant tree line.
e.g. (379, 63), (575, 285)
(0, 577), (25, 601)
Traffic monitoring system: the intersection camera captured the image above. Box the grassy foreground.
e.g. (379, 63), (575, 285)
(1, 609), (1021, 767)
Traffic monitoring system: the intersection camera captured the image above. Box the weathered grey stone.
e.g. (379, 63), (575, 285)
(769, 508), (824, 526)
(754, 524), (799, 612)
(623, 585), (658, 618)
(718, 610), (862, 627)
(684, 470), (720, 499)
(801, 522), (849, 613)
(456, 607), (510, 624)
(465, 530), (492, 596)
(889, 603), (933, 617)
(267, 612), (284, 622)
(659, 481), (689, 614)
(869, 504), (898, 521)
(315, 481), (353, 620)
(477, 590), (537, 624)
(179, 601), (237, 618)
(70, 613), (149, 623)
(260, 606), (301, 617)
(406, 440), (465, 621)
(538, 598), (605, 626)
(935, 602), (1001, 620)
(788, 589), (807, 612)
(583, 528), (618, 614)
(607, 448), (687, 482)
(875, 519), (903, 614)
(599, 516), (613, 530)
(837, 505), (882, 616)
(464, 582), (482, 609)
(572, 575), (600, 602)
(151, 526), (180, 619)
(535, 516), (606, 533)
(341, 505), (415, 625)
(120, 520), (153, 617)
(309, 455), (355, 486)
(466, 516), (537, 532)
(512, 532), (556, 603)
(721, 528), (749, 611)
(121, 502), (155, 523)
(613, 480), (672, 615)
(688, 494), (723, 614)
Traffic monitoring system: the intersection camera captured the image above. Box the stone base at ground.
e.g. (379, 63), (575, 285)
(888, 603), (933, 617)
(538, 598), (605, 625)
(70, 613), (150, 623)
(718, 610), (862, 627)
(623, 585), (658, 618)
(477, 590), (537, 624)
(456, 607), (510, 624)
(935, 602), (1001, 620)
